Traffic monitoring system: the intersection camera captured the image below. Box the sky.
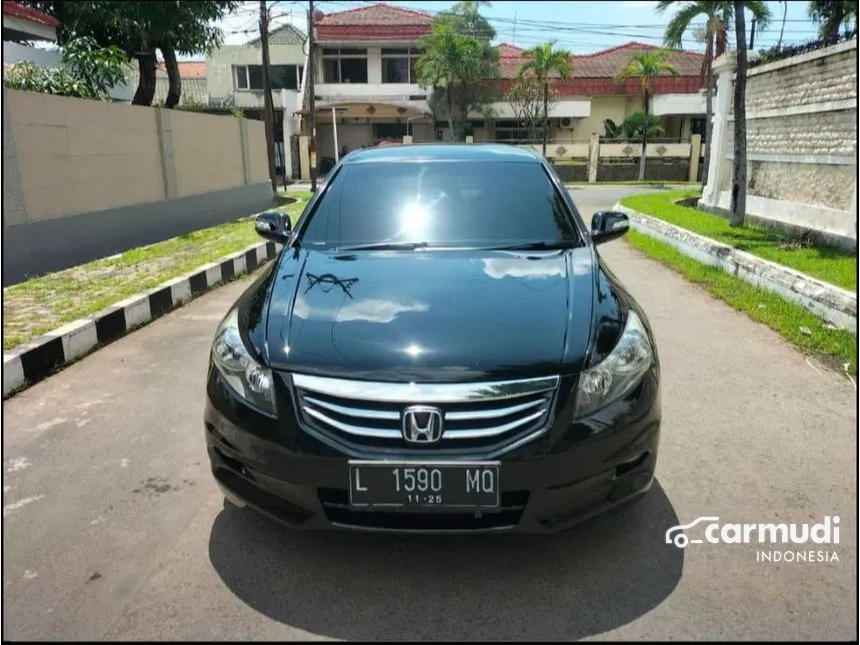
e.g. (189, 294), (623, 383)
(213, 0), (822, 57)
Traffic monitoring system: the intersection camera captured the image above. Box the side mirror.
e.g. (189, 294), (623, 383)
(255, 210), (291, 243)
(591, 211), (630, 245)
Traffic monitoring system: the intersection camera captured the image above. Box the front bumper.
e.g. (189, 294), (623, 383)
(204, 368), (661, 535)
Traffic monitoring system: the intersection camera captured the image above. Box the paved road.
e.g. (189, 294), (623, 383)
(3, 186), (856, 641)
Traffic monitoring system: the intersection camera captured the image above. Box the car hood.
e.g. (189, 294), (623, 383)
(264, 247), (596, 382)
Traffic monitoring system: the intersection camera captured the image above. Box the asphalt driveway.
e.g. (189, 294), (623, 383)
(2, 186), (856, 641)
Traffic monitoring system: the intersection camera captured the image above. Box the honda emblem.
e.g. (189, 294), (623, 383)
(401, 406), (444, 444)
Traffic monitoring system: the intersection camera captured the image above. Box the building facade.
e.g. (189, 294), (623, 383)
(207, 23), (308, 179)
(302, 2), (708, 170)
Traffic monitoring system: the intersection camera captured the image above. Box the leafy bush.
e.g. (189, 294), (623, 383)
(175, 97), (208, 112)
(176, 97), (245, 118)
(602, 111), (665, 140)
(61, 36), (127, 98)
(3, 36), (127, 100)
(752, 30), (857, 68)
(3, 60), (94, 99)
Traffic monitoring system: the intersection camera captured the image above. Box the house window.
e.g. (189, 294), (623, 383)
(322, 48), (368, 84)
(234, 65), (304, 91)
(271, 65), (303, 90)
(236, 66), (249, 89)
(381, 47), (420, 84)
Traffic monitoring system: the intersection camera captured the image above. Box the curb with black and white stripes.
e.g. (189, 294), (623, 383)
(3, 240), (281, 398)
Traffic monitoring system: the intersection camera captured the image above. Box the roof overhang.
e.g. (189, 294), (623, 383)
(2, 1), (58, 41)
(316, 25), (430, 41)
(295, 100), (430, 119)
(2, 14), (56, 41)
(486, 99), (591, 120)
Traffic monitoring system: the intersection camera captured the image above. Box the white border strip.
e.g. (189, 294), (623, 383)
(615, 202), (857, 334)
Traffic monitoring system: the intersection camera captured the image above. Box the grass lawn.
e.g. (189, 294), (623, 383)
(620, 190), (857, 291)
(2, 192), (313, 350)
(626, 228), (857, 376)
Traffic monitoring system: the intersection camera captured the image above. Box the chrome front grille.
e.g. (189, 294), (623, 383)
(291, 373), (559, 451)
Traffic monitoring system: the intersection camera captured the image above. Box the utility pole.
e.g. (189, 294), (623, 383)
(749, 17), (756, 50)
(308, 0), (318, 192)
(260, 0), (277, 193)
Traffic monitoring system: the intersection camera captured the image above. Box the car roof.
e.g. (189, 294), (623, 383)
(341, 143), (544, 165)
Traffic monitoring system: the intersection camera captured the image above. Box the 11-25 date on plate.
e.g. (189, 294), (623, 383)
(348, 461), (500, 509)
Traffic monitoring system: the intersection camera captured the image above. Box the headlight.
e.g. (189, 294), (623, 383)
(575, 310), (653, 417)
(212, 309), (277, 415)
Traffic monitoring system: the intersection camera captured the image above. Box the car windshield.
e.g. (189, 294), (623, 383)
(298, 160), (584, 250)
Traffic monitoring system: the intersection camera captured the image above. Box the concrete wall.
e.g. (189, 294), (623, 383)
(2, 89), (272, 285)
(399, 133), (702, 184)
(701, 40), (858, 247)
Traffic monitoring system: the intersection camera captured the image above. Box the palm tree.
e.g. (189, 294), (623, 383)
(808, 0), (857, 41)
(517, 40), (572, 158)
(656, 1), (770, 188)
(614, 50), (679, 180)
(777, 0), (787, 49)
(416, 22), (485, 140)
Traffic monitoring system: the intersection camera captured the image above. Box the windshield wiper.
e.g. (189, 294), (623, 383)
(488, 241), (579, 251)
(337, 242), (432, 251)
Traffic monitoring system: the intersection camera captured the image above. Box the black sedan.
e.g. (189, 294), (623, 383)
(204, 143), (661, 534)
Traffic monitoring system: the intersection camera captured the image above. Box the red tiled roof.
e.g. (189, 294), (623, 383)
(497, 41), (704, 95)
(2, 0), (59, 27)
(156, 60), (207, 79)
(316, 2), (432, 41)
(572, 41), (703, 78)
(317, 2), (432, 26)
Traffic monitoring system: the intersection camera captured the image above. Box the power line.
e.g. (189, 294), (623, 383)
(221, 1), (829, 51)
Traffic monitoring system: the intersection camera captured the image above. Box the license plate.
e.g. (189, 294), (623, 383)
(348, 461), (500, 509)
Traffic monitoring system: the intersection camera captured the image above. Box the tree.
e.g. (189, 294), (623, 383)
(517, 40), (572, 158)
(728, 1), (772, 227)
(614, 50), (679, 180)
(154, 2), (240, 108)
(656, 1), (769, 188)
(808, 0), (857, 41)
(777, 0), (787, 49)
(17, 1), (239, 107)
(506, 74), (556, 143)
(416, 2), (500, 141)
(61, 36), (128, 98)
(730, 0), (748, 227)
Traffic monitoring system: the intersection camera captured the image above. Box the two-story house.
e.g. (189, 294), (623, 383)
(299, 3), (435, 165)
(300, 3), (707, 171)
(207, 22), (308, 179)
